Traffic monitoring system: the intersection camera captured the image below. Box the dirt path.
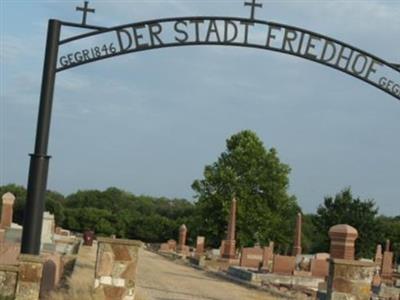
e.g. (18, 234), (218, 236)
(136, 250), (277, 300)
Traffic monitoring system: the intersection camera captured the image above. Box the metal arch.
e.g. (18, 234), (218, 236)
(55, 17), (400, 100)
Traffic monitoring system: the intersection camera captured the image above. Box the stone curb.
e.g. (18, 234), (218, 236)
(154, 250), (289, 299)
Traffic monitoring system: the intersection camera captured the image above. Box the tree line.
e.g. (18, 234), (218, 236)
(1, 130), (398, 261)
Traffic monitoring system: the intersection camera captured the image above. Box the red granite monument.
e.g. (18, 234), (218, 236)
(221, 197), (237, 259)
(292, 212), (302, 256)
(1, 193), (15, 229)
(177, 224), (189, 255)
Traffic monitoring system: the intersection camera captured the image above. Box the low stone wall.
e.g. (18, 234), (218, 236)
(15, 254), (44, 300)
(0, 264), (19, 299)
(227, 266), (324, 291)
(93, 237), (142, 300)
(227, 266), (262, 282)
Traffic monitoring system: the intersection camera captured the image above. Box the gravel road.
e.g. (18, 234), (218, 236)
(136, 250), (277, 300)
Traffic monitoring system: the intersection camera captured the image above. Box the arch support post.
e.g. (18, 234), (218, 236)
(21, 19), (61, 255)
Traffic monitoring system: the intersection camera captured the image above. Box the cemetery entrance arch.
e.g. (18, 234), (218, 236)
(21, 1), (400, 254)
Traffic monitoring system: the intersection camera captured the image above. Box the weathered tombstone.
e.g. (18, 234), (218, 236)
(195, 236), (205, 255)
(41, 211), (55, 245)
(0, 229), (5, 243)
(177, 224), (189, 255)
(159, 243), (170, 252)
(310, 259), (329, 278)
(83, 230), (95, 246)
(328, 224), (358, 260)
(292, 212), (302, 256)
(39, 259), (57, 297)
(221, 197), (237, 259)
(1, 192), (15, 229)
(381, 251), (394, 282)
(167, 239), (177, 252)
(94, 237), (142, 300)
(272, 255), (296, 275)
(375, 244), (383, 265)
(385, 239), (391, 252)
(240, 246), (263, 269)
(261, 244), (273, 271)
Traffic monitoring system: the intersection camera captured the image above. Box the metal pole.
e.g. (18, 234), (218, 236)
(21, 19), (61, 255)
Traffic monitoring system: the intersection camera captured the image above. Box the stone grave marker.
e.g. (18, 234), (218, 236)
(272, 255), (296, 275)
(310, 258), (329, 278)
(196, 236), (205, 255)
(240, 246), (263, 269)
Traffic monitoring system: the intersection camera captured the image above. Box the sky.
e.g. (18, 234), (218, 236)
(1, 0), (399, 216)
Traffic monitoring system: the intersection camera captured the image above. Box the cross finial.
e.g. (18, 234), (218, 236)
(244, 0), (263, 20)
(76, 1), (95, 25)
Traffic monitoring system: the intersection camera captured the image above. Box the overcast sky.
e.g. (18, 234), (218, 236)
(1, 0), (399, 216)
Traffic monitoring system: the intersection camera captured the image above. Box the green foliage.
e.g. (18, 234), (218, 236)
(192, 130), (299, 250)
(62, 188), (196, 242)
(312, 188), (381, 258)
(377, 215), (400, 263)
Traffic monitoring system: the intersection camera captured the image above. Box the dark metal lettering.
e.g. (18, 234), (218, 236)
(296, 31), (306, 54)
(189, 20), (204, 42)
(205, 20), (221, 43)
(266, 25), (281, 48)
(55, 17), (399, 100)
(224, 21), (238, 43)
(282, 29), (297, 53)
(148, 23), (163, 46)
(365, 59), (383, 80)
(174, 20), (189, 43)
(82, 49), (90, 60)
(304, 35), (321, 59)
(59, 56), (69, 67)
(334, 46), (354, 70)
(321, 40), (337, 63)
(116, 28), (132, 51)
(241, 22), (253, 45)
(351, 54), (368, 75)
(133, 25), (149, 49)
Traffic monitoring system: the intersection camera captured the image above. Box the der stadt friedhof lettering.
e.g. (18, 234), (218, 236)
(21, 1), (400, 255)
(57, 18), (400, 99)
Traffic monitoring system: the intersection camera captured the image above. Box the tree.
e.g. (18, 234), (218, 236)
(313, 188), (381, 258)
(192, 130), (299, 249)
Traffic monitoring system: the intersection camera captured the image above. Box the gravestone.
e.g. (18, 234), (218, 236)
(1, 192), (15, 229)
(261, 244), (274, 271)
(83, 230), (95, 246)
(167, 239), (177, 252)
(41, 212), (55, 245)
(177, 224), (187, 254)
(94, 237), (142, 300)
(292, 212), (302, 256)
(272, 255), (296, 275)
(221, 197), (237, 259)
(310, 258), (329, 278)
(39, 259), (57, 297)
(196, 236), (205, 255)
(381, 251), (393, 281)
(240, 246), (263, 269)
(375, 244), (383, 265)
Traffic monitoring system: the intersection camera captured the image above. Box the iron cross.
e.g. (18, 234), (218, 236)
(76, 1), (95, 25)
(244, 0), (263, 20)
